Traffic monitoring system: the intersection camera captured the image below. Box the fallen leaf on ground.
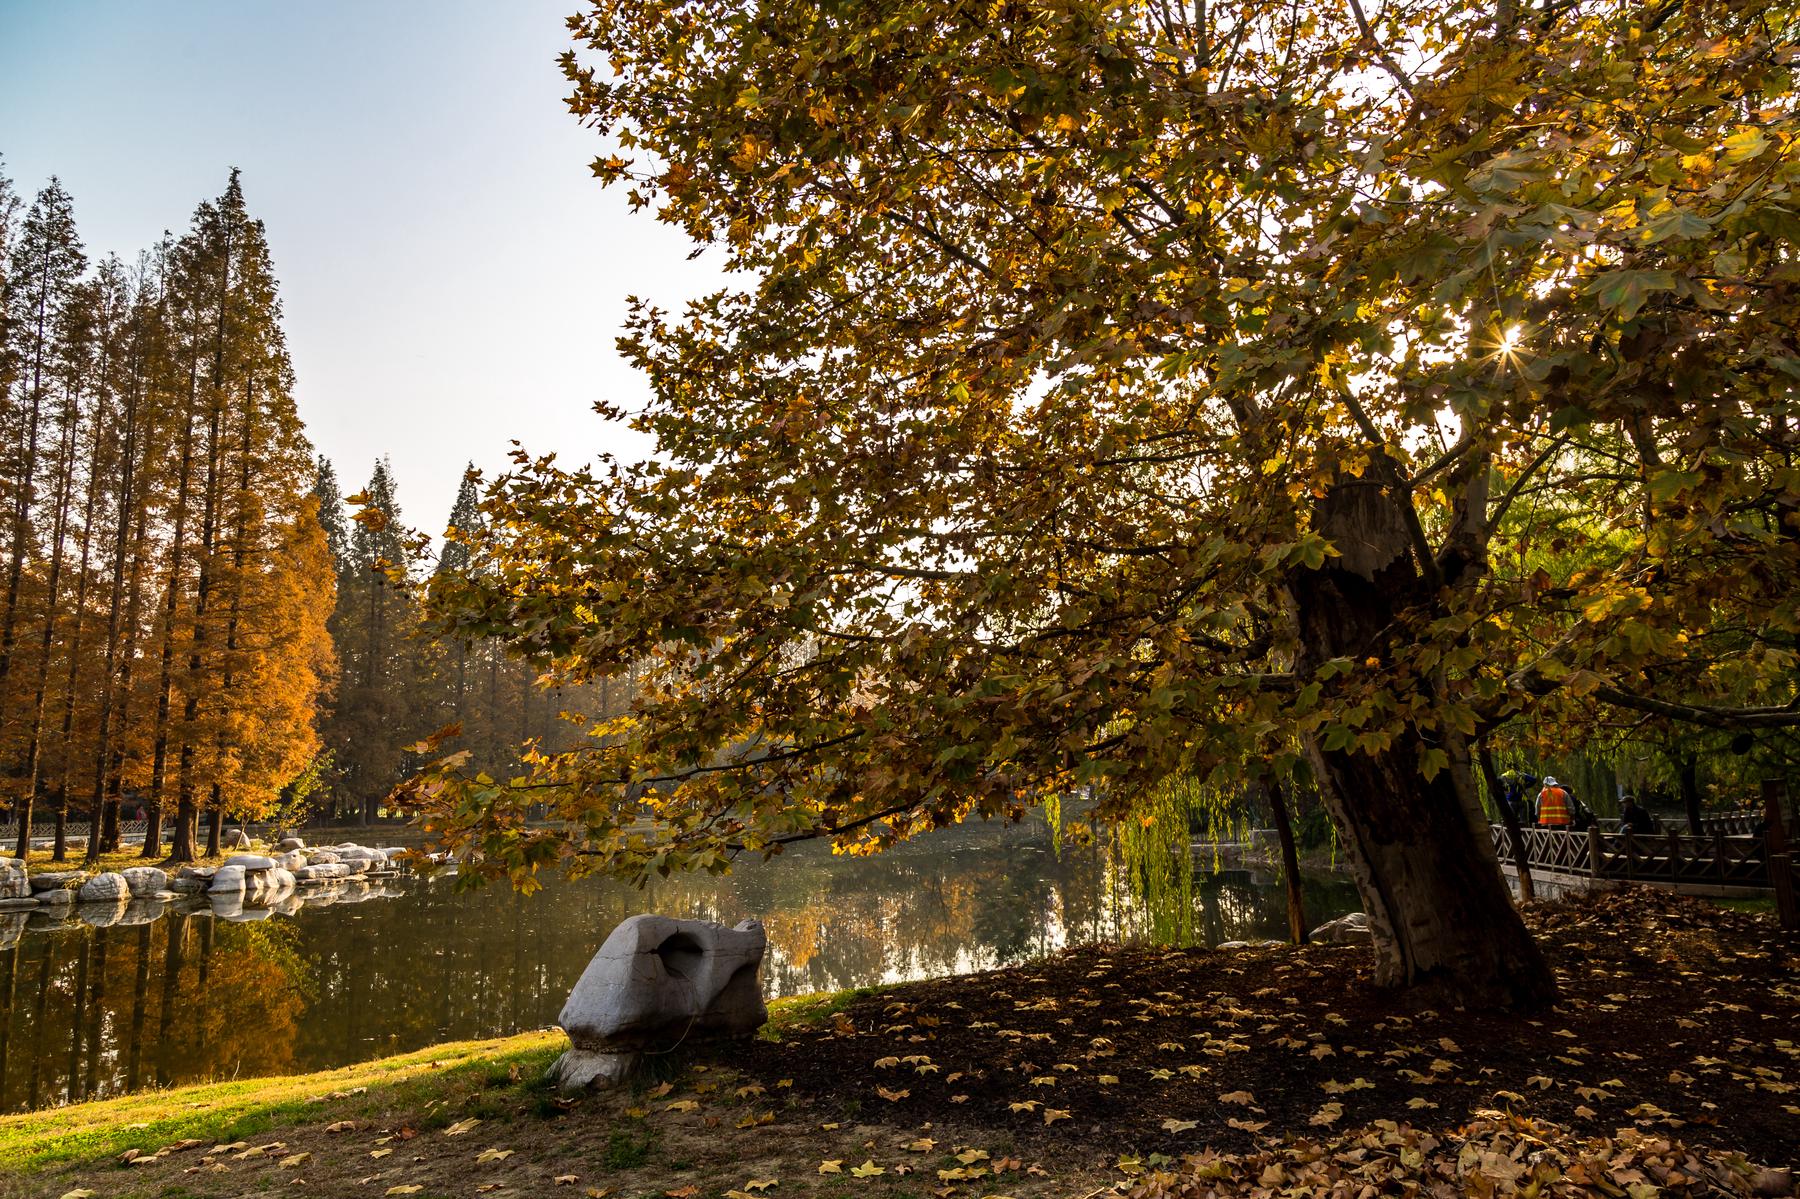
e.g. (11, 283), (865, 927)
(444, 1118), (482, 1135)
(1162, 1118), (1199, 1132)
(849, 1161), (886, 1177)
(475, 1148), (514, 1163)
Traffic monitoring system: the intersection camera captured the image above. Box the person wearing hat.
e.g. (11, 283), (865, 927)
(1536, 776), (1573, 828)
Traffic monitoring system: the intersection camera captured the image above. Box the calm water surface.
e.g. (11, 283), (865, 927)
(0, 825), (1357, 1112)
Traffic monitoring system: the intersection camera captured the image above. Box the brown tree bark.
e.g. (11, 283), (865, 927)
(1266, 779), (1309, 944)
(1289, 477), (1554, 1009)
(15, 379), (81, 861)
(1681, 757), (1703, 835)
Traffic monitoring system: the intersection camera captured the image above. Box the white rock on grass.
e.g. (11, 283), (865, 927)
(548, 914), (768, 1091)
(0, 859), (27, 901)
(277, 836), (306, 852)
(119, 866), (168, 897)
(274, 850), (308, 870)
(76, 872), (130, 904)
(222, 853), (277, 870)
(29, 870), (87, 892)
(307, 848), (341, 865)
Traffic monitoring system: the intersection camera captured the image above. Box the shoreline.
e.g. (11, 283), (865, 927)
(3, 889), (1794, 1199)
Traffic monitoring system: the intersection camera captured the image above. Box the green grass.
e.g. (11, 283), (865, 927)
(758, 984), (893, 1041)
(0, 984), (875, 1174)
(0, 1031), (564, 1172)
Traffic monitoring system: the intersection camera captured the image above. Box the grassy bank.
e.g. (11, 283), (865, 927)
(0, 1031), (566, 1170)
(0, 989), (892, 1175)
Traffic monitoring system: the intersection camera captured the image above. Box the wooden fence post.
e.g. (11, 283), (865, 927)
(1588, 826), (1604, 883)
(1715, 830), (1730, 885)
(1770, 853), (1798, 931)
(1667, 830), (1682, 882)
(1765, 779), (1790, 855)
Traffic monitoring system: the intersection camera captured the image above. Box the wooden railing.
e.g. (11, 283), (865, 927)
(1490, 823), (1799, 927)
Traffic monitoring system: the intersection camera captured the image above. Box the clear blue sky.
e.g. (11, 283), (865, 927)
(0, 0), (720, 537)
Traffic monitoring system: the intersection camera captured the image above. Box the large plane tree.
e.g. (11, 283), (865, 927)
(416, 0), (1800, 1006)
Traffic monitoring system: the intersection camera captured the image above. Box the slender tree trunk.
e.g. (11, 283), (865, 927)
(207, 380), (254, 854)
(1478, 739), (1534, 902)
(15, 387), (81, 861)
(172, 392), (223, 863)
(1681, 757), (1703, 835)
(55, 381), (109, 862)
(90, 302), (148, 858)
(134, 397), (195, 863)
(1266, 779), (1308, 944)
(1288, 478), (1553, 1008)
(0, 264), (54, 699)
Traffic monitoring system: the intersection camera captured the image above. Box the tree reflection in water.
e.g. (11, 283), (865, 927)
(0, 823), (1358, 1112)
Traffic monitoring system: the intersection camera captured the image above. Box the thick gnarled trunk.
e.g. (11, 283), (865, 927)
(1290, 477), (1553, 1009)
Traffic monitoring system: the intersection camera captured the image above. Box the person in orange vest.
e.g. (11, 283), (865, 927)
(1536, 776), (1573, 828)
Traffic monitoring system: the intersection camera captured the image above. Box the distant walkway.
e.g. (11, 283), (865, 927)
(1489, 815), (1799, 927)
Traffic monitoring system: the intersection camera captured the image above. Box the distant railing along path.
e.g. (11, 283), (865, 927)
(1490, 813), (1798, 929)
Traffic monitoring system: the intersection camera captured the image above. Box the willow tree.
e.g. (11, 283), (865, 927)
(417, 0), (1800, 1006)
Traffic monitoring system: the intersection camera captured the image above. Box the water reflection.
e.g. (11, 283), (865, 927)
(0, 825), (1357, 1112)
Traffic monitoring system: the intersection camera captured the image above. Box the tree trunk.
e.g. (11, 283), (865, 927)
(1267, 779), (1309, 944)
(1681, 757), (1703, 836)
(14, 382), (81, 861)
(1289, 477), (1554, 1008)
(140, 394), (197, 862)
(1478, 739), (1534, 902)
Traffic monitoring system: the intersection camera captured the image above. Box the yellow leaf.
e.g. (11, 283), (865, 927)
(818, 1160), (843, 1175)
(1042, 1108), (1071, 1125)
(743, 1180), (777, 1192)
(876, 1086), (910, 1102)
(1162, 1118), (1198, 1132)
(1219, 1090), (1257, 1105)
(955, 1149), (989, 1165)
(665, 1099), (701, 1113)
(849, 1160), (886, 1177)
(279, 1152), (311, 1168)
(444, 1117), (482, 1135)
(476, 1148), (514, 1163)
(555, 1176), (579, 1186)
(1098, 1074), (1120, 1085)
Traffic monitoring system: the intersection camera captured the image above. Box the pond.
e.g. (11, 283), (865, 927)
(0, 823), (1359, 1113)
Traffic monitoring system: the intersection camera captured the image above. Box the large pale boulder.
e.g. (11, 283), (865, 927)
(307, 848), (341, 865)
(295, 863), (349, 882)
(547, 915), (767, 1091)
(29, 870), (88, 893)
(208, 864), (247, 894)
(0, 859), (27, 901)
(1309, 911), (1372, 945)
(274, 850), (308, 871)
(119, 866), (168, 897)
(36, 887), (73, 907)
(277, 836), (306, 852)
(222, 853), (277, 870)
(221, 828), (250, 849)
(77, 872), (129, 904)
(0, 896), (37, 912)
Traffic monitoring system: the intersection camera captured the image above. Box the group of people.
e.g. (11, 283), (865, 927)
(1496, 772), (1659, 834)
